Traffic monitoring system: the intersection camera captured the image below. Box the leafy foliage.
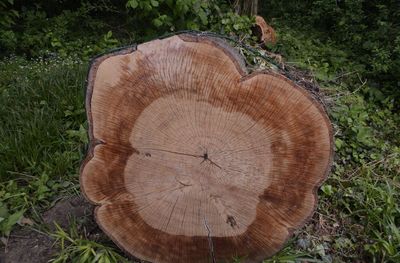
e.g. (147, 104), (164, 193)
(0, 0), (253, 58)
(261, 0), (400, 102)
(266, 22), (400, 262)
(125, 0), (215, 32)
(1, 4), (120, 58)
(0, 0), (19, 51)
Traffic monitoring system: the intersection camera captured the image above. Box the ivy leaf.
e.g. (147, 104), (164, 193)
(356, 127), (371, 145)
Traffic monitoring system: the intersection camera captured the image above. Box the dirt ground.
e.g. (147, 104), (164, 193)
(0, 196), (96, 263)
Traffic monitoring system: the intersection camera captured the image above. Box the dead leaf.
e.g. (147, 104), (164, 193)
(19, 217), (34, 226)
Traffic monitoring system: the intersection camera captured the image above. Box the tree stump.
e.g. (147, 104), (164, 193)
(80, 33), (333, 263)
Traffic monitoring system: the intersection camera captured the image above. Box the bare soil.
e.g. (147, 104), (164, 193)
(0, 196), (95, 263)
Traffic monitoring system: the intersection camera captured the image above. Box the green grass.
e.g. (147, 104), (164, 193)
(0, 56), (87, 235)
(0, 27), (399, 262)
(50, 222), (129, 263)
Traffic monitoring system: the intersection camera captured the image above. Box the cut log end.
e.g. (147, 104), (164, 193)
(80, 33), (333, 263)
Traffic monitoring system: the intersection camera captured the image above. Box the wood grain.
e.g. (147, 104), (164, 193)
(80, 33), (333, 263)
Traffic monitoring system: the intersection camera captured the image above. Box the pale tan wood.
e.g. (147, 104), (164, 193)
(80, 34), (333, 263)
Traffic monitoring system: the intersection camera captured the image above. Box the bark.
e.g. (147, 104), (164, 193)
(234, 0), (258, 16)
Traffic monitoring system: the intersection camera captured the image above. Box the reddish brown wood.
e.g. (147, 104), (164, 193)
(253, 16), (277, 44)
(80, 33), (333, 263)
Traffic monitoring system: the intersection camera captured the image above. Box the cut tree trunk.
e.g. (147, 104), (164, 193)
(80, 33), (333, 263)
(233, 1), (277, 45)
(253, 15), (277, 44)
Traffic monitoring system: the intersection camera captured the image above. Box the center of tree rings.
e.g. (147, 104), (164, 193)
(125, 95), (272, 236)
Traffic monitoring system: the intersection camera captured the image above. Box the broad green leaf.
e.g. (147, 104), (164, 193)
(126, 0), (138, 9)
(150, 0), (159, 7)
(1, 209), (24, 236)
(153, 18), (163, 28)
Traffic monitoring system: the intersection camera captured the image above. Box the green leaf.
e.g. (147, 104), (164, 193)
(153, 18), (163, 28)
(315, 244), (326, 257)
(11, 10), (18, 17)
(126, 0), (138, 9)
(186, 21), (199, 30)
(150, 0), (159, 7)
(335, 138), (343, 150)
(66, 125), (88, 144)
(321, 184), (334, 196)
(80, 249), (92, 262)
(0, 203), (9, 218)
(1, 209), (24, 236)
(221, 19), (229, 25)
(198, 10), (208, 25)
(356, 127), (371, 144)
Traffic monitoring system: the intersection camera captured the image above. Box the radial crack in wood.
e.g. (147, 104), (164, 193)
(80, 33), (333, 263)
